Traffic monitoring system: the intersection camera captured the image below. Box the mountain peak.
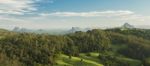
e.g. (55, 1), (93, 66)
(122, 23), (134, 29)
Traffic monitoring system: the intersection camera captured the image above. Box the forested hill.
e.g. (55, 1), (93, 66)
(0, 28), (150, 66)
(106, 28), (150, 40)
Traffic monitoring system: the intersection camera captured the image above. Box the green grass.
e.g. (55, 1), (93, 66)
(55, 54), (103, 66)
(79, 52), (102, 63)
(55, 52), (142, 66)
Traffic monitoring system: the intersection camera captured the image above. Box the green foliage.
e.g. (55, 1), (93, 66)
(0, 33), (66, 66)
(106, 28), (150, 40)
(67, 29), (111, 53)
(98, 52), (142, 66)
(0, 28), (150, 66)
(143, 57), (150, 66)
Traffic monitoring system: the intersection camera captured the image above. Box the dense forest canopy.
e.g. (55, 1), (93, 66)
(0, 28), (150, 66)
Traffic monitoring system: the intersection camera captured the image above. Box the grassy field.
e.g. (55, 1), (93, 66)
(54, 51), (142, 66)
(55, 53), (104, 66)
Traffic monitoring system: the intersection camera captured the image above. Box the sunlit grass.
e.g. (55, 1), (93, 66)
(55, 54), (103, 66)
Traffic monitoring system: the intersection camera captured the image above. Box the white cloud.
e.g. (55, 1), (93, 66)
(0, 10), (150, 29)
(40, 10), (134, 17)
(35, 0), (54, 3)
(39, 10), (150, 22)
(0, 0), (38, 15)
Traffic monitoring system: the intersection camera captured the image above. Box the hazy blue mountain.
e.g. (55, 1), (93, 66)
(12, 27), (68, 34)
(68, 27), (93, 33)
(121, 23), (135, 29)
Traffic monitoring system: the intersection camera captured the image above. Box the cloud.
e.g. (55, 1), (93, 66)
(0, 0), (39, 15)
(40, 10), (134, 17)
(39, 10), (150, 22)
(0, 15), (45, 29)
(36, 0), (54, 3)
(0, 10), (150, 29)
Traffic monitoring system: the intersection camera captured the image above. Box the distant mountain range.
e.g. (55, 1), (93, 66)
(68, 27), (92, 33)
(12, 23), (150, 34)
(12, 26), (93, 34)
(12, 27), (68, 34)
(121, 23), (135, 29)
(121, 23), (150, 29)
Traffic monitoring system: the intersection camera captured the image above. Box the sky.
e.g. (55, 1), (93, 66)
(0, 0), (150, 29)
